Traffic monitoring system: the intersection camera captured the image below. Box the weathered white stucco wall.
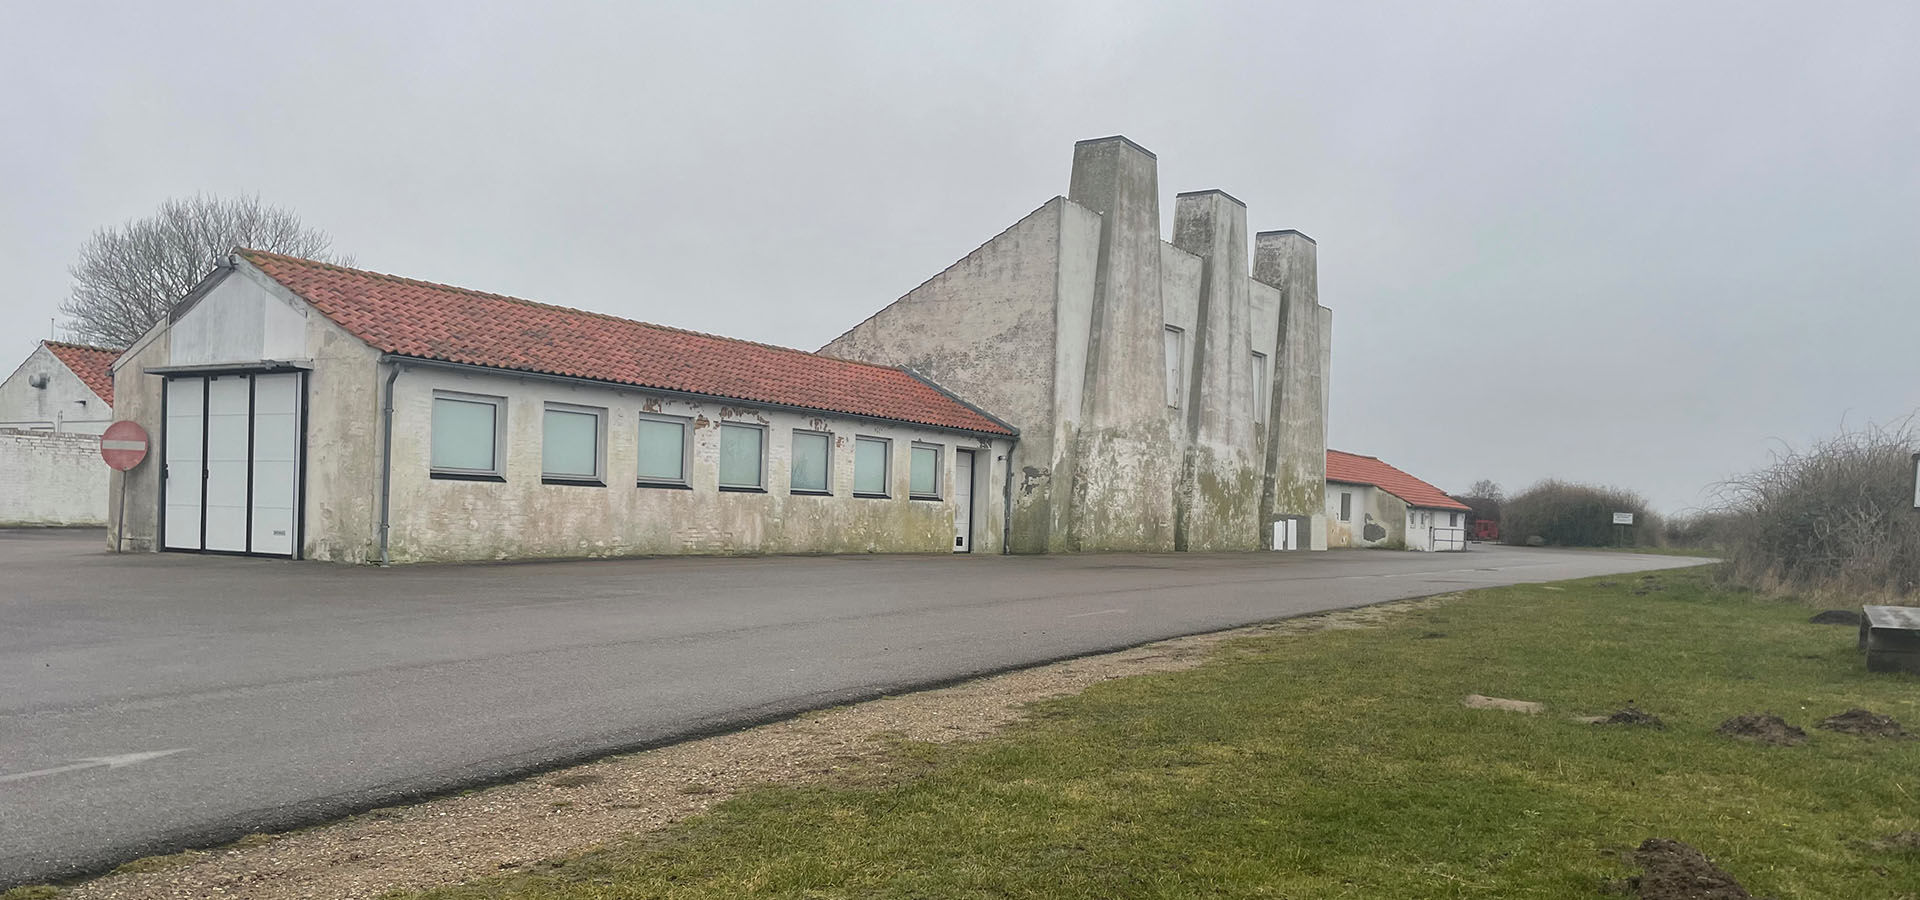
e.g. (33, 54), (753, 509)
(385, 365), (1010, 562)
(1, 429), (109, 525)
(0, 344), (112, 433)
(1325, 482), (1409, 550)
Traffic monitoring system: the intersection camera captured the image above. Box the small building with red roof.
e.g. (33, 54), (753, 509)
(0, 340), (121, 434)
(1325, 450), (1471, 551)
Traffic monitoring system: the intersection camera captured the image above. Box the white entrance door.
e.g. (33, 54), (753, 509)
(250, 373), (301, 556)
(203, 375), (251, 552)
(163, 377), (205, 550)
(162, 372), (302, 557)
(953, 449), (975, 553)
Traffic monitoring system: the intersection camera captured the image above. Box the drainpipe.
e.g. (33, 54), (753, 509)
(1000, 442), (1014, 555)
(377, 359), (406, 566)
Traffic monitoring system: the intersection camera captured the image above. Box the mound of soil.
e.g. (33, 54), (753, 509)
(1817, 708), (1910, 738)
(1716, 713), (1807, 747)
(1868, 831), (1920, 852)
(1622, 838), (1758, 899)
(1632, 576), (1668, 596)
(1599, 705), (1666, 729)
(1808, 609), (1863, 626)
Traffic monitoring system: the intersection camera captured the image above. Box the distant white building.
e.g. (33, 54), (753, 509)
(0, 341), (121, 526)
(0, 341), (119, 434)
(1324, 450), (1470, 551)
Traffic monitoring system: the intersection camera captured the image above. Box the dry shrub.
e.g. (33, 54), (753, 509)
(1715, 423), (1920, 600)
(1500, 480), (1660, 547)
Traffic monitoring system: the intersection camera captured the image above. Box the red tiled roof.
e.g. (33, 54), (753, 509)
(238, 250), (1013, 436)
(43, 341), (120, 406)
(1326, 449), (1470, 511)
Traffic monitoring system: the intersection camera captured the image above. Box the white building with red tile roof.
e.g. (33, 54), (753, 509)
(108, 249), (1015, 562)
(1324, 450), (1471, 551)
(0, 340), (121, 434)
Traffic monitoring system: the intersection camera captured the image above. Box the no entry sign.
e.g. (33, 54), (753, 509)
(99, 421), (149, 471)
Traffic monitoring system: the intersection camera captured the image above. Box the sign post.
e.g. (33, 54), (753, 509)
(99, 421), (150, 553)
(1612, 511), (1634, 548)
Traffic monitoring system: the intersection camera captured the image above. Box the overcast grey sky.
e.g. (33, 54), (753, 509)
(4, 1), (1916, 513)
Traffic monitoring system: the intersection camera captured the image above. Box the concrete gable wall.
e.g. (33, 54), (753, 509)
(820, 197), (1073, 550)
(169, 269), (309, 366)
(0, 344), (110, 430)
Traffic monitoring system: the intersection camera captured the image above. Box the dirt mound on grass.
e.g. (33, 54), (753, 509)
(1817, 708), (1910, 738)
(1599, 705), (1665, 728)
(1623, 838), (1761, 899)
(1867, 831), (1920, 852)
(1716, 714), (1807, 746)
(1808, 609), (1862, 625)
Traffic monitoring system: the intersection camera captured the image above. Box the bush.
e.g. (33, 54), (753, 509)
(1715, 423), (1920, 598)
(1501, 480), (1660, 547)
(1662, 510), (1739, 549)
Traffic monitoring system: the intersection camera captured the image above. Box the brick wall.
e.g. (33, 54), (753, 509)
(0, 429), (109, 525)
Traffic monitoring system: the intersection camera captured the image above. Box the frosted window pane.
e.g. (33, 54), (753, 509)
(637, 419), (685, 482)
(543, 408), (598, 478)
(910, 446), (938, 497)
(432, 398), (496, 471)
(719, 424), (763, 488)
(854, 438), (888, 495)
(791, 432), (829, 492)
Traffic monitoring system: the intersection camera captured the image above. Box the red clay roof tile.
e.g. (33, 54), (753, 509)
(1326, 449), (1469, 511)
(238, 251), (1013, 436)
(43, 341), (120, 406)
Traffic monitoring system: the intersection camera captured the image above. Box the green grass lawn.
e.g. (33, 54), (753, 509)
(402, 568), (1920, 899)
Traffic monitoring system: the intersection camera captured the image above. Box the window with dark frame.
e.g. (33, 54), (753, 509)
(541, 403), (604, 485)
(791, 430), (831, 494)
(909, 443), (941, 500)
(431, 392), (505, 480)
(853, 436), (890, 497)
(636, 414), (689, 487)
(718, 422), (765, 491)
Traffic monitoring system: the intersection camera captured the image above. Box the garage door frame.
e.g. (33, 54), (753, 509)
(157, 366), (310, 559)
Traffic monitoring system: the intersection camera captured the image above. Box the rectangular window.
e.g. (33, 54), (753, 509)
(1450, 512), (1461, 527)
(1339, 491), (1352, 522)
(542, 403), (604, 484)
(431, 392), (504, 479)
(909, 443), (941, 500)
(636, 414), (690, 487)
(854, 436), (890, 497)
(1164, 326), (1184, 408)
(1251, 351), (1269, 424)
(718, 422), (765, 491)
(791, 430), (831, 494)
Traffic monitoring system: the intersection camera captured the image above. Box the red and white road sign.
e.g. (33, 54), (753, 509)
(99, 421), (149, 471)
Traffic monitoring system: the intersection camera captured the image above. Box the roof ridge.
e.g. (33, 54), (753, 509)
(43, 339), (124, 353)
(237, 249), (920, 379)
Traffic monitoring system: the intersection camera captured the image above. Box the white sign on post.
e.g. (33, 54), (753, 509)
(1612, 512), (1635, 526)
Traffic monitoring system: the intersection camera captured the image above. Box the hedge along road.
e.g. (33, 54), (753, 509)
(0, 529), (1707, 888)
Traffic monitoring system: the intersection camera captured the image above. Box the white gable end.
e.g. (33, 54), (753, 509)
(170, 269), (309, 366)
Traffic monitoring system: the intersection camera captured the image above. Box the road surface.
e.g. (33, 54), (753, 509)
(0, 529), (1705, 887)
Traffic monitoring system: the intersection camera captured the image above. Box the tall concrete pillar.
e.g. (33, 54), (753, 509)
(1170, 190), (1256, 550)
(1060, 136), (1176, 550)
(1252, 230), (1327, 543)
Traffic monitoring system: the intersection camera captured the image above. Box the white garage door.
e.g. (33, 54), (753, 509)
(163, 372), (304, 557)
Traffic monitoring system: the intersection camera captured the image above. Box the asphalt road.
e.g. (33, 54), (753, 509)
(0, 529), (1706, 887)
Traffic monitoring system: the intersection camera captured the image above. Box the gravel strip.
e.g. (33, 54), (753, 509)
(59, 595), (1449, 900)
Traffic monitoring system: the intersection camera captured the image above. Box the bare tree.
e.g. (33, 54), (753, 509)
(59, 194), (346, 347)
(1464, 479), (1504, 502)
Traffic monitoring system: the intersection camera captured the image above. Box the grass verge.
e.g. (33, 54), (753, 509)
(397, 567), (1920, 898)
